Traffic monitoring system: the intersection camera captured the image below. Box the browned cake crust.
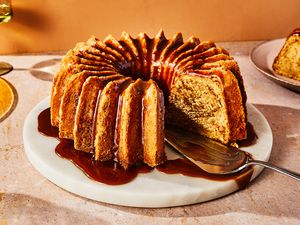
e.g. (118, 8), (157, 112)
(166, 69), (246, 145)
(94, 77), (133, 161)
(142, 80), (166, 166)
(58, 72), (120, 139)
(115, 79), (166, 169)
(117, 79), (146, 169)
(50, 30), (247, 169)
(73, 75), (123, 152)
(272, 28), (300, 82)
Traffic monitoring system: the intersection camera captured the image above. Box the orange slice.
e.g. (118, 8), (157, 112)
(0, 78), (14, 120)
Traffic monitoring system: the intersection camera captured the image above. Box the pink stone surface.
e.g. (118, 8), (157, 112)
(0, 42), (300, 225)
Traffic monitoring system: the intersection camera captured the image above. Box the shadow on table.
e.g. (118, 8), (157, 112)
(29, 58), (61, 81)
(98, 104), (300, 219)
(13, 58), (61, 82)
(0, 193), (110, 225)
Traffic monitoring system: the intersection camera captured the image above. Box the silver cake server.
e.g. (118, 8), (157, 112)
(165, 126), (300, 180)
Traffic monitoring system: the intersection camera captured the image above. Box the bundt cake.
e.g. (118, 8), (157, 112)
(273, 28), (300, 82)
(50, 30), (247, 169)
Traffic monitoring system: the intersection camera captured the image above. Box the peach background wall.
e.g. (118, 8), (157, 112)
(0, 0), (299, 54)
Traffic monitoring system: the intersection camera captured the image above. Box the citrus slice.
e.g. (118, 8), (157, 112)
(0, 78), (14, 120)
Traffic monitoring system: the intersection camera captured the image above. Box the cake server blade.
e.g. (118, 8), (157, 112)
(164, 126), (300, 180)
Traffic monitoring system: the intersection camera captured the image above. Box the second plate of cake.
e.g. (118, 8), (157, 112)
(250, 38), (300, 93)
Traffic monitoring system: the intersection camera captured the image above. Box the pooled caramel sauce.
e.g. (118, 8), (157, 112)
(38, 108), (255, 188)
(56, 139), (153, 185)
(37, 108), (59, 138)
(156, 157), (253, 190)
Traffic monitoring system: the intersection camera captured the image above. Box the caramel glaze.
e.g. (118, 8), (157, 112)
(156, 157), (253, 190)
(91, 77), (122, 151)
(56, 139), (153, 185)
(145, 34), (154, 80)
(38, 108), (256, 188)
(38, 108), (59, 137)
(113, 78), (133, 148)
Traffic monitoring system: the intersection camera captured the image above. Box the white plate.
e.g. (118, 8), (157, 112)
(250, 38), (300, 93)
(23, 97), (273, 208)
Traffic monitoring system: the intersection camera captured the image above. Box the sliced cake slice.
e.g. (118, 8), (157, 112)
(159, 33), (183, 94)
(151, 30), (168, 83)
(142, 79), (166, 167)
(58, 71), (121, 139)
(117, 79), (148, 169)
(73, 75), (124, 152)
(94, 77), (133, 161)
(137, 32), (152, 80)
(166, 68), (246, 145)
(51, 50), (78, 126)
(50, 50), (116, 127)
(273, 28), (300, 81)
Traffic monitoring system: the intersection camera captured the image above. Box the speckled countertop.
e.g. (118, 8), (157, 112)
(0, 41), (300, 225)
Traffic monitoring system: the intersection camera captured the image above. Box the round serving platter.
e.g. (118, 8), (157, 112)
(23, 96), (273, 208)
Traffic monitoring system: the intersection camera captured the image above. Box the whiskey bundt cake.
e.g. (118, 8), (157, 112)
(273, 28), (300, 81)
(50, 30), (247, 169)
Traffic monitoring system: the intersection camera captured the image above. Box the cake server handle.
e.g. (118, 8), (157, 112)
(231, 159), (300, 181)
